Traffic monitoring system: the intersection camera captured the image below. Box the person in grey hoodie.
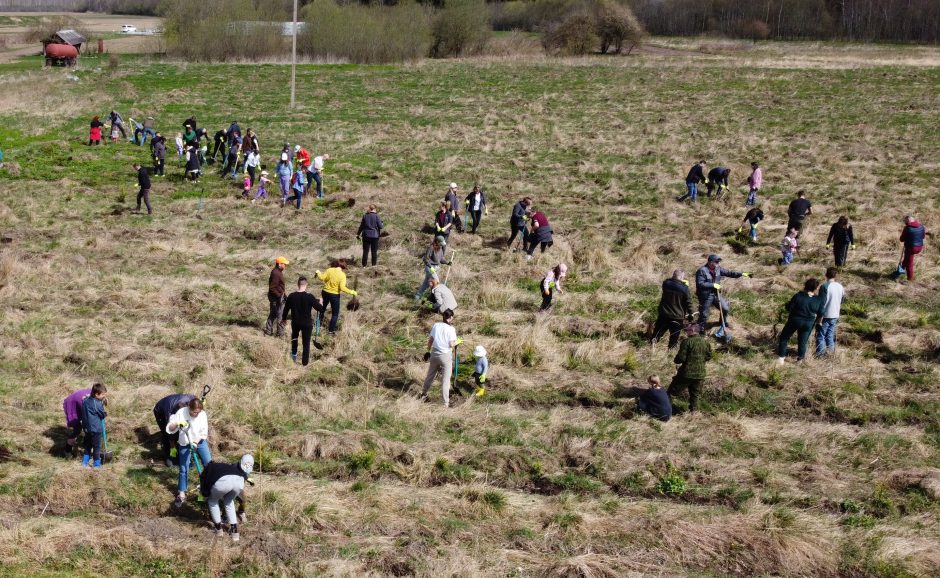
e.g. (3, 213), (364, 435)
(415, 236), (450, 300)
(200, 454), (253, 542)
(815, 267), (844, 357)
(426, 275), (458, 314)
(356, 204), (384, 267)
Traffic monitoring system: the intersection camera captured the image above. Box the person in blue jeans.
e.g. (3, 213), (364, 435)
(166, 398), (211, 508)
(80, 383), (108, 468)
(777, 278), (824, 364)
(815, 267), (844, 357)
(677, 160), (706, 203)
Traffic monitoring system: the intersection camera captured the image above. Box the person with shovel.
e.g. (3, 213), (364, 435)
(677, 160), (706, 203)
(80, 383), (108, 468)
(283, 276), (325, 366)
(315, 259), (358, 336)
(776, 278), (824, 364)
(166, 398), (211, 508)
(652, 269), (693, 349)
(706, 166), (731, 198)
(415, 236), (450, 301)
(668, 325), (712, 412)
(153, 393), (197, 467)
(424, 275), (457, 314)
(357, 204), (384, 267)
(695, 255), (750, 329)
(200, 454), (254, 543)
(63, 387), (92, 454)
(507, 197), (532, 250)
(265, 257), (289, 338)
(419, 309), (462, 408)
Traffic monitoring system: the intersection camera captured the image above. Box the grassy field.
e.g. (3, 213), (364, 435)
(0, 42), (939, 577)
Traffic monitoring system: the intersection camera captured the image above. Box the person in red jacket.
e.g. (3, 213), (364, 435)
(898, 215), (927, 282)
(294, 145), (312, 192)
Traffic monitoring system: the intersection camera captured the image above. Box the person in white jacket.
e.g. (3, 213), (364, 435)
(166, 398), (211, 508)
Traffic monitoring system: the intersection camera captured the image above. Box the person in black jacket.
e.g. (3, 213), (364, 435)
(507, 197), (531, 250)
(153, 393), (196, 466)
(651, 269), (694, 348)
(210, 128), (227, 162)
(706, 166), (731, 198)
(282, 277), (325, 366)
(150, 133), (166, 177)
(826, 216), (855, 267)
(464, 185), (487, 234)
(132, 163), (152, 214)
(636, 375), (672, 422)
(357, 205), (384, 267)
(677, 160), (706, 202)
(787, 190), (813, 232)
(200, 454), (253, 542)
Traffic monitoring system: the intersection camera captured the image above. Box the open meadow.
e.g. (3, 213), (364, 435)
(0, 40), (939, 577)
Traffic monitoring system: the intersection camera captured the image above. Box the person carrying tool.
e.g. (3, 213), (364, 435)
(167, 398), (211, 508)
(419, 309), (462, 408)
(80, 383), (108, 468)
(200, 454), (253, 543)
(472, 345), (489, 397)
(283, 276), (325, 366)
(265, 257), (289, 337)
(652, 269), (693, 348)
(539, 263), (567, 312)
(311, 153), (329, 198)
(739, 206), (765, 242)
(444, 183), (464, 233)
(786, 190), (813, 232)
(897, 215), (926, 282)
(357, 204), (384, 267)
(525, 207), (553, 260)
(636, 376), (672, 422)
(63, 387), (92, 453)
(815, 267), (844, 358)
(108, 110), (127, 139)
(424, 275), (457, 314)
(221, 134), (241, 176)
(315, 259), (358, 336)
(226, 121), (241, 148)
(132, 162), (152, 215)
(151, 133), (166, 177)
(415, 236), (450, 301)
(779, 227), (799, 266)
(695, 255), (750, 328)
(744, 162), (764, 207)
(667, 325), (712, 412)
(211, 128), (227, 162)
(677, 160), (706, 203)
(507, 197), (532, 250)
(706, 166), (731, 198)
(826, 216), (855, 267)
(435, 202), (454, 243)
(464, 184), (487, 234)
(153, 393), (197, 467)
(776, 278), (824, 364)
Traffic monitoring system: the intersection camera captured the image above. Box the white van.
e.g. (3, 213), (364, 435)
(120, 24), (137, 34)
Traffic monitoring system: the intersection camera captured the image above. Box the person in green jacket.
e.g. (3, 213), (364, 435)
(776, 278), (824, 364)
(668, 324), (712, 412)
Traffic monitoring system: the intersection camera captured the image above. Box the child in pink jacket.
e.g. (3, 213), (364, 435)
(746, 162), (762, 207)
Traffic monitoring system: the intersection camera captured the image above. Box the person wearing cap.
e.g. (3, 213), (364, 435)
(415, 236), (450, 301)
(465, 184), (488, 234)
(315, 259), (358, 335)
(312, 153), (330, 199)
(425, 275), (457, 314)
(265, 257), (289, 337)
(420, 309), (462, 408)
(540, 263), (567, 312)
(668, 324), (712, 412)
(357, 204), (384, 267)
(252, 170), (272, 204)
(132, 162), (153, 215)
(695, 255), (750, 328)
(472, 345), (489, 397)
(445, 183), (463, 233)
(276, 153), (293, 205)
(652, 269), (693, 349)
(200, 454), (253, 542)
(507, 197), (532, 250)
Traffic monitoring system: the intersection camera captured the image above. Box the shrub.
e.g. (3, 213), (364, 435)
(595, 0), (645, 54)
(159, 0), (286, 61)
(541, 0), (645, 56)
(300, 0), (431, 64)
(542, 9), (597, 56)
(430, 0), (491, 58)
(738, 19), (771, 40)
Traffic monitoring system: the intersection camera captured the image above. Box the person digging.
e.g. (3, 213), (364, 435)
(668, 324), (712, 413)
(415, 236), (450, 301)
(200, 454), (253, 543)
(695, 254), (750, 330)
(282, 276), (325, 366)
(423, 275), (457, 315)
(153, 392), (197, 466)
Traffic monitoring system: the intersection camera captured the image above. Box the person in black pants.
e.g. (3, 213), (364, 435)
(357, 204), (384, 267)
(465, 185), (487, 234)
(826, 216), (855, 267)
(507, 197), (531, 249)
(282, 277), (325, 365)
(706, 166), (731, 198)
(151, 133), (166, 177)
(211, 128), (227, 162)
(133, 163), (152, 214)
(787, 190), (813, 232)
(651, 269), (694, 349)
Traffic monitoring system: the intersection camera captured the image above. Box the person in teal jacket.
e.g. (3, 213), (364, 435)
(777, 278), (824, 363)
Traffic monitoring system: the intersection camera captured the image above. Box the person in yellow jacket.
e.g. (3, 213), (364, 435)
(316, 259), (358, 336)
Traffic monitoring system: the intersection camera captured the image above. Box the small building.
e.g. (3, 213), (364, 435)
(42, 29), (85, 66)
(42, 29), (86, 53)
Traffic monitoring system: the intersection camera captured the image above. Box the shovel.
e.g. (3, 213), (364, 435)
(346, 275), (360, 311)
(312, 314), (324, 350)
(713, 291), (732, 344)
(101, 423), (114, 464)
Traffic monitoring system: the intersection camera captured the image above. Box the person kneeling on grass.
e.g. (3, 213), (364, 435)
(81, 383), (108, 468)
(637, 376), (672, 422)
(167, 398), (211, 508)
(777, 278), (824, 365)
(200, 454), (253, 543)
(472, 345), (489, 397)
(420, 309), (462, 408)
(668, 325), (712, 413)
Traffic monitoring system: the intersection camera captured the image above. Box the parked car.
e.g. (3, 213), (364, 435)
(120, 25), (137, 34)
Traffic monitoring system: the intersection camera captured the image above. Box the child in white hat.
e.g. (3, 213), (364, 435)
(472, 345), (489, 397)
(252, 170), (272, 204)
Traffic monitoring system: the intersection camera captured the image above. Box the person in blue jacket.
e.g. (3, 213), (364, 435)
(153, 393), (197, 466)
(81, 383), (108, 468)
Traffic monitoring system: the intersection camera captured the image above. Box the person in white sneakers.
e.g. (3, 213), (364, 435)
(166, 398), (211, 508)
(815, 267), (845, 358)
(200, 454), (253, 542)
(420, 309), (462, 407)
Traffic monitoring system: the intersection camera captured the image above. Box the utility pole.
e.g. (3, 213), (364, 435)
(290, 0), (298, 109)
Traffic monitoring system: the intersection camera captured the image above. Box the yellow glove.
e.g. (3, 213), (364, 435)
(850, 245), (856, 250)
(742, 272), (751, 278)
(455, 337), (464, 346)
(350, 290), (358, 297)
(681, 279), (689, 286)
(429, 266), (437, 274)
(826, 244), (832, 249)
(713, 283), (722, 290)
(737, 227), (743, 233)
(704, 179), (710, 185)
(475, 387), (486, 397)
(479, 373), (486, 383)
(177, 419), (189, 429)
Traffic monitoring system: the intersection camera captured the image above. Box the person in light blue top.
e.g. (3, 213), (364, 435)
(472, 345), (489, 397)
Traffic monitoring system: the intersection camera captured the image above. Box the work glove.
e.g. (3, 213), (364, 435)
(681, 279), (689, 286)
(479, 373), (487, 383)
(455, 337), (464, 346)
(315, 270), (322, 276)
(350, 290), (358, 297)
(522, 215), (529, 222)
(425, 302), (435, 310)
(177, 420), (189, 429)
(850, 244), (856, 250)
(826, 244), (832, 249)
(704, 179), (710, 185)
(713, 283), (722, 290)
(742, 272), (751, 278)
(429, 267), (437, 275)
(423, 351), (431, 362)
(737, 227), (743, 233)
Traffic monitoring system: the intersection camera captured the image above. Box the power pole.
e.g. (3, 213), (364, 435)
(290, 0), (298, 109)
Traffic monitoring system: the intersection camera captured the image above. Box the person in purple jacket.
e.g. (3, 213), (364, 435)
(63, 388), (92, 452)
